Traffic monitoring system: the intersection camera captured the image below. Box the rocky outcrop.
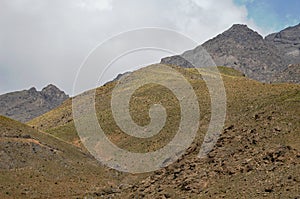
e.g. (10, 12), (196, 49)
(0, 84), (68, 122)
(161, 55), (195, 68)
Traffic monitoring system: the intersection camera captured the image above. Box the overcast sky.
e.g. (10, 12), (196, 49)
(0, 0), (299, 96)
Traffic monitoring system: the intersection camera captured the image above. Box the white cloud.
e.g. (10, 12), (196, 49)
(0, 0), (263, 95)
(76, 0), (113, 11)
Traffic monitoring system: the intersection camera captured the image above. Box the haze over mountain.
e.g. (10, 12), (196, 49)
(161, 23), (300, 84)
(0, 84), (68, 122)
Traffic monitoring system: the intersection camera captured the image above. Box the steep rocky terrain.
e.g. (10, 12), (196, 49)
(27, 65), (300, 198)
(274, 63), (300, 84)
(266, 23), (300, 65)
(0, 84), (69, 122)
(161, 24), (300, 84)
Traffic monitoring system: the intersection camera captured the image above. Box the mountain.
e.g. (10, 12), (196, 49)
(0, 84), (69, 122)
(1, 24), (300, 198)
(0, 115), (143, 198)
(202, 24), (286, 82)
(27, 65), (300, 198)
(161, 24), (300, 83)
(274, 63), (300, 84)
(266, 23), (300, 65)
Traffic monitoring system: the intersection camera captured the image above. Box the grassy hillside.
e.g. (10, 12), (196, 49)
(25, 64), (300, 198)
(28, 66), (244, 149)
(0, 116), (145, 198)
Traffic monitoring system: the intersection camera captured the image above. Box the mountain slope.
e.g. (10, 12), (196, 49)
(266, 23), (300, 65)
(28, 66), (244, 148)
(0, 84), (69, 122)
(161, 24), (300, 84)
(27, 65), (300, 198)
(117, 76), (300, 198)
(0, 116), (141, 198)
(202, 24), (286, 82)
(274, 63), (300, 84)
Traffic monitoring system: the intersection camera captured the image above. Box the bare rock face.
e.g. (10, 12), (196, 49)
(40, 84), (68, 107)
(0, 84), (69, 122)
(265, 23), (300, 65)
(161, 24), (300, 84)
(202, 24), (286, 83)
(274, 64), (300, 84)
(161, 55), (195, 68)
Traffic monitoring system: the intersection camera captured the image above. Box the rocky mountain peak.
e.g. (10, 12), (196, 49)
(266, 23), (300, 41)
(160, 23), (296, 83)
(265, 23), (300, 65)
(227, 24), (259, 34)
(41, 84), (69, 106)
(28, 87), (38, 94)
(216, 24), (264, 44)
(42, 84), (60, 92)
(0, 85), (69, 122)
(160, 24), (265, 69)
(41, 84), (65, 97)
